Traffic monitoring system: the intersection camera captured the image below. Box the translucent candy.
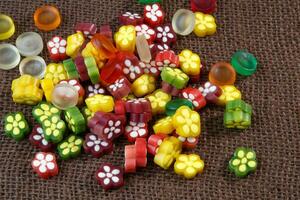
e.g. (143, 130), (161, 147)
(51, 83), (78, 110)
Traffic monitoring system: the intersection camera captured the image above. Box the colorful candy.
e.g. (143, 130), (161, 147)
(95, 163), (124, 190)
(32, 101), (61, 123)
(231, 50), (258, 76)
(16, 32), (43, 57)
(193, 12), (217, 37)
(146, 89), (171, 115)
(209, 62), (236, 86)
(34, 5), (61, 31)
(66, 32), (85, 58)
(75, 22), (97, 38)
(107, 77), (131, 99)
(64, 106), (86, 134)
(85, 94), (114, 113)
(4, 112), (30, 141)
(31, 152), (58, 179)
(165, 98), (194, 116)
(190, 0), (217, 14)
(44, 63), (68, 85)
(155, 50), (179, 69)
(0, 43), (20, 70)
(131, 74), (156, 97)
(41, 79), (54, 102)
(135, 24), (156, 44)
(47, 36), (67, 61)
(143, 3), (165, 27)
(174, 154), (204, 179)
(198, 81), (222, 104)
(114, 25), (136, 53)
(155, 24), (176, 45)
(42, 115), (66, 143)
(51, 83), (79, 110)
(84, 56), (100, 84)
(125, 121), (148, 142)
(83, 133), (113, 158)
(57, 135), (83, 160)
(147, 134), (166, 155)
(217, 85), (241, 106)
(161, 67), (189, 89)
(180, 87), (206, 110)
(119, 12), (143, 26)
(179, 49), (201, 76)
(0, 14), (15, 40)
(29, 125), (54, 152)
(153, 116), (175, 135)
(19, 56), (46, 79)
(172, 9), (195, 36)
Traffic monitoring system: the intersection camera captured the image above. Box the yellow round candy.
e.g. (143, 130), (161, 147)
(0, 14), (15, 40)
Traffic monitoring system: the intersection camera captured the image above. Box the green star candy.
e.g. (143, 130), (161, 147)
(57, 135), (83, 160)
(138, 0), (162, 4)
(224, 99), (252, 129)
(64, 106), (86, 134)
(4, 112), (30, 141)
(229, 147), (257, 177)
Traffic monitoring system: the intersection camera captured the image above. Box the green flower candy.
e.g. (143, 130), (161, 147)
(64, 106), (86, 134)
(57, 135), (83, 160)
(32, 101), (61, 123)
(4, 112), (30, 141)
(42, 115), (66, 143)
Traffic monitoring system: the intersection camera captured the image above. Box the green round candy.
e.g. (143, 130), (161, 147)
(165, 98), (194, 116)
(231, 50), (258, 76)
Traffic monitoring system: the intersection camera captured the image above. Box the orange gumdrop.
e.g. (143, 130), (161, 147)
(209, 62), (236, 86)
(34, 5), (61, 31)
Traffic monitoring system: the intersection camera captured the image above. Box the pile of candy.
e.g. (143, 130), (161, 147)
(1, 0), (259, 190)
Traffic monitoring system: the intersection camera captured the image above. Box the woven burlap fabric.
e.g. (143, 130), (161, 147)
(0, 0), (299, 199)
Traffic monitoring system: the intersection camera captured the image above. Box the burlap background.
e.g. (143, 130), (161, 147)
(0, 0), (299, 199)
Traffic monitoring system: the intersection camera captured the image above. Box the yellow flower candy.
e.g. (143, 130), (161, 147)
(44, 63), (67, 85)
(146, 89), (171, 115)
(217, 85), (242, 106)
(131, 74), (156, 97)
(114, 25), (136, 53)
(172, 106), (201, 138)
(153, 116), (174, 135)
(85, 94), (114, 113)
(41, 78), (54, 102)
(174, 154), (204, 179)
(66, 31), (85, 58)
(193, 12), (217, 37)
(179, 49), (201, 76)
(81, 42), (106, 69)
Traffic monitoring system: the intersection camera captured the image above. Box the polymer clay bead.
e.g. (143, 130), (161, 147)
(95, 163), (124, 190)
(32, 101), (61, 123)
(131, 74), (156, 97)
(66, 32), (85, 58)
(139, 60), (160, 77)
(86, 83), (106, 97)
(172, 106), (201, 138)
(114, 25), (136, 53)
(4, 112), (30, 141)
(0, 14), (15, 40)
(231, 50), (258, 76)
(44, 63), (68, 85)
(155, 24), (176, 46)
(34, 5), (61, 31)
(143, 3), (165, 27)
(135, 24), (156, 44)
(0, 43), (20, 70)
(198, 81), (222, 103)
(83, 133), (113, 158)
(85, 94), (114, 113)
(155, 50), (179, 69)
(172, 9), (195, 36)
(11, 75), (43, 105)
(147, 134), (166, 155)
(161, 67), (189, 89)
(180, 87), (206, 110)
(174, 154), (204, 179)
(217, 85), (241, 106)
(136, 34), (152, 63)
(165, 99), (194, 116)
(107, 77), (131, 99)
(59, 79), (85, 105)
(47, 36), (67, 61)
(209, 62), (236, 86)
(51, 83), (79, 110)
(64, 106), (86, 134)
(91, 33), (118, 59)
(31, 152), (58, 179)
(224, 99), (252, 129)
(190, 0), (217, 14)
(75, 22), (97, 38)
(193, 12), (217, 37)
(229, 147), (257, 177)
(16, 32), (43, 57)
(146, 89), (171, 115)
(125, 121), (148, 143)
(84, 56), (100, 84)
(40, 79), (54, 102)
(29, 125), (54, 152)
(153, 116), (175, 135)
(119, 12), (143, 26)
(179, 49), (201, 76)
(19, 56), (46, 79)
(57, 135), (83, 160)
(42, 115), (66, 143)
(63, 58), (79, 79)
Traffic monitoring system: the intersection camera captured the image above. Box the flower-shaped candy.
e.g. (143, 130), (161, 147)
(95, 163), (124, 190)
(75, 22), (97, 38)
(179, 49), (201, 76)
(32, 101), (61, 123)
(125, 98), (152, 114)
(147, 134), (166, 155)
(31, 152), (58, 179)
(172, 106), (201, 138)
(29, 125), (54, 152)
(107, 77), (131, 99)
(125, 121), (148, 142)
(57, 135), (83, 160)
(131, 74), (156, 97)
(123, 57), (142, 81)
(143, 3), (165, 27)
(153, 116), (175, 135)
(161, 67), (189, 89)
(217, 85), (241, 106)
(81, 106), (94, 121)
(180, 87), (206, 110)
(174, 154), (204, 179)
(155, 24), (176, 45)
(64, 106), (86, 134)
(4, 112), (30, 141)
(193, 12), (217, 37)
(146, 89), (171, 115)
(66, 31), (85, 57)
(135, 24), (156, 44)
(42, 115), (66, 144)
(59, 79), (85, 105)
(44, 63), (68, 85)
(198, 81), (222, 103)
(165, 98), (194, 116)
(41, 78), (54, 102)
(85, 94), (114, 113)
(47, 36), (67, 61)
(84, 133), (113, 158)
(120, 12), (143, 26)
(114, 25), (136, 53)
(139, 60), (160, 77)
(229, 147), (257, 177)
(86, 83), (106, 97)
(150, 43), (169, 57)
(175, 133), (199, 149)
(155, 50), (179, 70)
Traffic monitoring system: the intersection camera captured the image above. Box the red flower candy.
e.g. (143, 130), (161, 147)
(86, 83), (106, 97)
(107, 77), (131, 99)
(129, 112), (152, 123)
(135, 24), (156, 44)
(139, 60), (160, 77)
(74, 56), (90, 81)
(190, 0), (217, 14)
(150, 43), (170, 58)
(174, 133), (199, 149)
(29, 125), (54, 152)
(125, 121), (148, 143)
(180, 87), (206, 110)
(31, 152), (58, 179)
(135, 138), (147, 167)
(83, 133), (113, 158)
(114, 100), (126, 115)
(95, 163), (124, 190)
(155, 50), (179, 70)
(198, 81), (222, 103)
(47, 36), (67, 61)
(119, 12), (143, 26)
(143, 3), (165, 27)
(155, 24), (176, 46)
(147, 134), (166, 155)
(125, 98), (152, 114)
(74, 22), (97, 38)
(122, 55), (143, 82)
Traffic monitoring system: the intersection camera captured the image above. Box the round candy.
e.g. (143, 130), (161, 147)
(172, 9), (195, 36)
(16, 32), (43, 56)
(34, 5), (61, 31)
(0, 43), (20, 70)
(51, 83), (79, 110)
(19, 56), (46, 79)
(231, 50), (258, 76)
(209, 62), (236, 86)
(0, 14), (15, 40)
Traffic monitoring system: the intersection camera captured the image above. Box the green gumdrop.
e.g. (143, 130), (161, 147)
(166, 98), (194, 116)
(231, 50), (258, 76)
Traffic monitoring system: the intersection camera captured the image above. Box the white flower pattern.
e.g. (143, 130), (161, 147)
(88, 84), (105, 97)
(123, 12), (141, 19)
(104, 120), (122, 139)
(156, 25), (175, 43)
(145, 3), (163, 22)
(198, 81), (217, 97)
(33, 127), (49, 146)
(123, 59), (142, 80)
(86, 134), (109, 152)
(139, 61), (159, 75)
(182, 92), (199, 107)
(47, 36), (67, 55)
(97, 165), (121, 185)
(125, 121), (147, 138)
(135, 24), (156, 40)
(108, 78), (124, 92)
(32, 153), (56, 173)
(178, 136), (197, 143)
